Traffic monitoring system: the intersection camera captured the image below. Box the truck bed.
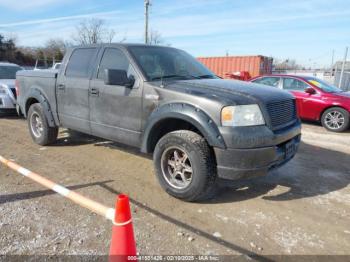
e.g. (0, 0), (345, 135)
(16, 70), (59, 123)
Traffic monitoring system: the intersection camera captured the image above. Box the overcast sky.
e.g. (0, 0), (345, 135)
(0, 0), (349, 67)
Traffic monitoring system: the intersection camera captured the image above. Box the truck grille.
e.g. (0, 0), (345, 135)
(10, 88), (17, 99)
(266, 99), (297, 130)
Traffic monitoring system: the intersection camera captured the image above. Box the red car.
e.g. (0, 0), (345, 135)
(250, 75), (350, 132)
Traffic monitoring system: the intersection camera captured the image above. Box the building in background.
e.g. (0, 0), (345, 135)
(197, 56), (273, 80)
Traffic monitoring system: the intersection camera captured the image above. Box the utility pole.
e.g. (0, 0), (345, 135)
(144, 0), (150, 44)
(331, 49), (335, 69)
(339, 46), (348, 89)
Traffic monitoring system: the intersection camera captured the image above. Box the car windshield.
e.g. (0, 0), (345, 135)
(128, 46), (216, 81)
(305, 77), (342, 93)
(0, 65), (22, 79)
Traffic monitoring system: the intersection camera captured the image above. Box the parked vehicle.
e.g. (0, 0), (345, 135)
(17, 44), (301, 201)
(0, 62), (23, 115)
(250, 75), (350, 132)
(52, 63), (61, 70)
(225, 71), (251, 81)
(34, 60), (62, 71)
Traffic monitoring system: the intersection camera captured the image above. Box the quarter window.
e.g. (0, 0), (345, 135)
(97, 48), (130, 79)
(65, 48), (97, 78)
(253, 77), (280, 87)
(283, 78), (309, 91)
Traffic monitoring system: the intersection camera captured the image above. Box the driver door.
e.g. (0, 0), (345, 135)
(89, 47), (143, 147)
(282, 77), (321, 120)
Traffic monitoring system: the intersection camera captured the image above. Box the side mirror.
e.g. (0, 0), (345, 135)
(104, 69), (135, 88)
(305, 87), (316, 95)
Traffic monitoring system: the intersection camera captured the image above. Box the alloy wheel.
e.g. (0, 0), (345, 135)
(30, 112), (44, 138)
(160, 146), (193, 189)
(324, 110), (345, 130)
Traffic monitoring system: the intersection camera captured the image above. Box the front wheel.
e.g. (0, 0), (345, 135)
(27, 103), (58, 145)
(153, 130), (217, 202)
(321, 107), (349, 132)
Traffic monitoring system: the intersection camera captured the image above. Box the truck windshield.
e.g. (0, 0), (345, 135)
(128, 46), (216, 81)
(0, 66), (22, 79)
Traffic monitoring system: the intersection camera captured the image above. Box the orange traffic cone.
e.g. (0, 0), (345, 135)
(109, 194), (137, 262)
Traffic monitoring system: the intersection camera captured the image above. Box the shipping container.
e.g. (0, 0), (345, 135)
(197, 56), (273, 79)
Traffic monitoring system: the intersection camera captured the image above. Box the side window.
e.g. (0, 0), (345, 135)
(253, 77), (280, 87)
(283, 78), (309, 91)
(65, 48), (96, 78)
(97, 48), (130, 79)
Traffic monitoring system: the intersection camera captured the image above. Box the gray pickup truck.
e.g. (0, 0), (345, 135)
(17, 44), (301, 201)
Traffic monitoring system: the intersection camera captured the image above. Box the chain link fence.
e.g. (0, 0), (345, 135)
(334, 70), (350, 91)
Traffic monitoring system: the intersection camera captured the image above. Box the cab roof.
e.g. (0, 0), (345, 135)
(70, 43), (175, 50)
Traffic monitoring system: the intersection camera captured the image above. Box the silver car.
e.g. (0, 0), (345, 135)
(0, 62), (23, 114)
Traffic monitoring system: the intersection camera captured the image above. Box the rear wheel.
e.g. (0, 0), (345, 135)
(153, 130), (217, 202)
(28, 103), (58, 145)
(321, 107), (349, 132)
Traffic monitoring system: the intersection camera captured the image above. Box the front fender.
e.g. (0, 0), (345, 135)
(25, 89), (57, 127)
(141, 103), (226, 153)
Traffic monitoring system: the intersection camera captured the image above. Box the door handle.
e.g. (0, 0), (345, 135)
(58, 84), (66, 91)
(90, 88), (99, 96)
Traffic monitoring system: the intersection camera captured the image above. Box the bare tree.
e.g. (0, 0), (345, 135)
(0, 34), (17, 62)
(273, 58), (302, 70)
(72, 18), (124, 45)
(44, 38), (68, 58)
(0, 35), (36, 66)
(149, 30), (164, 45)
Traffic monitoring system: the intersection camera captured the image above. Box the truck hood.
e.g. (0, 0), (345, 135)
(0, 79), (15, 89)
(156, 79), (294, 105)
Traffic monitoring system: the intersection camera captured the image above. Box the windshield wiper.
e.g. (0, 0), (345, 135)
(151, 74), (215, 81)
(197, 74), (215, 79)
(151, 74), (199, 81)
(151, 75), (186, 81)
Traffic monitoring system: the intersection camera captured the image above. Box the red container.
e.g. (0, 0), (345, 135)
(197, 56), (273, 79)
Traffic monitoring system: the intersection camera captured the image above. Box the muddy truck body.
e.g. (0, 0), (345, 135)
(17, 44), (301, 201)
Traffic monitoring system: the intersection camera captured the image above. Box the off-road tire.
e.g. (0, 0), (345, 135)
(27, 103), (58, 145)
(153, 130), (217, 202)
(321, 107), (349, 132)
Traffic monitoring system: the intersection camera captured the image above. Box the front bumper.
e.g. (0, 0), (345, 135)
(214, 122), (301, 180)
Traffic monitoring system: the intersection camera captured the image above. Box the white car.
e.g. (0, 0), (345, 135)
(0, 62), (23, 114)
(52, 63), (61, 70)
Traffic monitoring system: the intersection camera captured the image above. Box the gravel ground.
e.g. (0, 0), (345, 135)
(0, 116), (349, 258)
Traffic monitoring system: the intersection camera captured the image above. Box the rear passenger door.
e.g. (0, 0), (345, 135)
(89, 47), (142, 147)
(56, 48), (98, 134)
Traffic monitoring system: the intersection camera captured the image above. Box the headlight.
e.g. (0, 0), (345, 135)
(0, 85), (7, 94)
(221, 104), (265, 127)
